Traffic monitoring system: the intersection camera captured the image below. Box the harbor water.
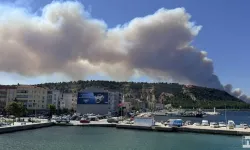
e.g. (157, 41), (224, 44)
(0, 126), (242, 150)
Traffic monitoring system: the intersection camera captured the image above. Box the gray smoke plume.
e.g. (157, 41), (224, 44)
(0, 1), (225, 89)
(1, 1), (248, 101)
(224, 84), (250, 102)
(1, 0), (249, 102)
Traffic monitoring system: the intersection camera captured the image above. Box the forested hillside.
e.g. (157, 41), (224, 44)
(37, 80), (249, 109)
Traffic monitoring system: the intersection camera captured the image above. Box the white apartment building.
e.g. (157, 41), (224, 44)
(15, 85), (48, 111)
(52, 90), (61, 109)
(47, 90), (61, 109)
(60, 93), (77, 110)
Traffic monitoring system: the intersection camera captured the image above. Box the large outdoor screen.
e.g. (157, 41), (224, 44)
(77, 92), (109, 104)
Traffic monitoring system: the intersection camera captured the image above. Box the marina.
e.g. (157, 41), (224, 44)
(1, 110), (250, 136)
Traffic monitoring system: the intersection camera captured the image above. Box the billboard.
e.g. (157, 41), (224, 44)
(77, 92), (109, 104)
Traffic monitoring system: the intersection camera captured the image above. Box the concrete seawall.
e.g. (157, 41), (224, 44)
(116, 124), (153, 131)
(56, 123), (116, 127)
(3, 121), (250, 136)
(54, 122), (250, 136)
(0, 122), (54, 134)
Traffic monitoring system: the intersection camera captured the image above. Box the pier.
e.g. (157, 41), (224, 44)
(53, 120), (250, 136)
(0, 122), (54, 134)
(2, 119), (250, 136)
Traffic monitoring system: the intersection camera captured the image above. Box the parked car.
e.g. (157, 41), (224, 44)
(219, 122), (227, 127)
(107, 118), (119, 123)
(193, 122), (201, 126)
(88, 116), (99, 121)
(240, 123), (249, 129)
(56, 117), (70, 123)
(80, 120), (90, 123)
(184, 120), (192, 126)
(201, 120), (209, 126)
(210, 122), (219, 128)
(168, 119), (183, 127)
(228, 120), (235, 129)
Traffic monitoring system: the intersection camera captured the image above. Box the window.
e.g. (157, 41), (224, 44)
(28, 105), (32, 107)
(42, 100), (44, 103)
(42, 105), (44, 108)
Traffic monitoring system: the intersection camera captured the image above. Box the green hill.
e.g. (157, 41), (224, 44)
(36, 80), (250, 109)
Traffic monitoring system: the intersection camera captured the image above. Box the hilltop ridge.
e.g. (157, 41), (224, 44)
(35, 80), (249, 109)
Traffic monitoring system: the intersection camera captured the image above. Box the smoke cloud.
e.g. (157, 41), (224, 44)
(0, 1), (248, 100)
(224, 84), (250, 103)
(0, 1), (223, 89)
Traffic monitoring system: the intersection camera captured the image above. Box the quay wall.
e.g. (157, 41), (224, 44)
(2, 121), (250, 136)
(0, 122), (54, 134)
(54, 122), (250, 136)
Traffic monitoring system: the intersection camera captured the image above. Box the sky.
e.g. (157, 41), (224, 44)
(0, 0), (249, 95)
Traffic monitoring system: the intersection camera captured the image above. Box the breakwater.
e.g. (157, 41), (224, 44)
(1, 121), (250, 136)
(54, 121), (250, 136)
(0, 122), (54, 134)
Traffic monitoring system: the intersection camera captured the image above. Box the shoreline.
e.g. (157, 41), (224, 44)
(1, 120), (250, 136)
(53, 121), (250, 136)
(0, 122), (54, 134)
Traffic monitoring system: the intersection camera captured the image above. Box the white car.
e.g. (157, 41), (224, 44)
(228, 120), (235, 129)
(202, 120), (209, 126)
(210, 122), (219, 128)
(219, 122), (227, 127)
(56, 117), (70, 123)
(193, 122), (201, 126)
(240, 124), (249, 129)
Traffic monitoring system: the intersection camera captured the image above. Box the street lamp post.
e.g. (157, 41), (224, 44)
(225, 104), (227, 129)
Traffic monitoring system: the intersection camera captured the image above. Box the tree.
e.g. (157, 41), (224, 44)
(48, 104), (56, 117)
(62, 108), (69, 114)
(5, 101), (26, 118)
(70, 108), (75, 114)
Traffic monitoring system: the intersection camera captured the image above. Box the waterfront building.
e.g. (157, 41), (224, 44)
(47, 90), (61, 109)
(60, 92), (77, 110)
(77, 87), (122, 115)
(0, 86), (17, 113)
(15, 85), (48, 112)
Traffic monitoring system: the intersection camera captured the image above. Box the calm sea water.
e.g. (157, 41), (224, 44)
(0, 126), (243, 150)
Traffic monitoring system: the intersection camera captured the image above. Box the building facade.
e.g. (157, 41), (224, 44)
(47, 90), (61, 109)
(59, 93), (77, 110)
(15, 85), (48, 111)
(0, 86), (17, 113)
(52, 90), (61, 109)
(77, 87), (122, 115)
